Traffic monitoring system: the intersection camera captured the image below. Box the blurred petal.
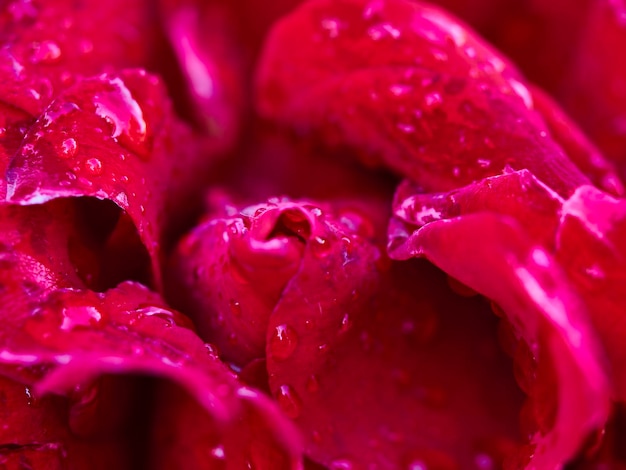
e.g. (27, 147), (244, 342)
(389, 212), (610, 469)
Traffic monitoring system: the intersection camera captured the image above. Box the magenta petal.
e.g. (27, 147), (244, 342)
(256, 0), (589, 196)
(392, 170), (563, 250)
(6, 69), (221, 287)
(0, 374), (133, 470)
(0, 0), (159, 198)
(390, 213), (610, 468)
(167, 198), (312, 365)
(530, 86), (624, 197)
(262, 207), (528, 468)
(0, 200), (89, 293)
(0, 281), (301, 466)
(151, 382), (303, 470)
(158, 0), (244, 143)
(562, 0), (626, 182)
(555, 186), (626, 400)
(168, 197), (383, 366)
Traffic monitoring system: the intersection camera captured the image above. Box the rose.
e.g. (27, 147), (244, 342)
(1, 0), (625, 469)
(253, 0), (626, 468)
(0, 0), (299, 467)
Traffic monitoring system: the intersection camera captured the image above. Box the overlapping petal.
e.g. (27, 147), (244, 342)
(255, 0), (603, 197)
(5, 68), (222, 287)
(0, 0), (160, 199)
(167, 197), (387, 366)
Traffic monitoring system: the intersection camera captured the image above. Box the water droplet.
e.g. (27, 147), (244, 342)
(24, 386), (34, 406)
(269, 324), (298, 360)
(60, 305), (102, 331)
(306, 374), (320, 393)
(59, 138), (77, 158)
(368, 23), (401, 41)
(276, 384), (301, 418)
(363, 0), (383, 20)
(397, 122), (416, 133)
(210, 445), (225, 459)
(84, 157), (102, 175)
(424, 92), (442, 108)
(311, 236), (331, 258)
(229, 299), (242, 318)
(79, 39), (94, 54)
(329, 459), (353, 470)
(340, 313), (351, 333)
(93, 77), (147, 143)
(321, 18), (341, 38)
(43, 102), (80, 126)
(390, 84), (412, 96)
(30, 40), (61, 64)
(584, 265), (605, 280)
(135, 306), (176, 326)
(204, 343), (219, 358)
(508, 78), (533, 109)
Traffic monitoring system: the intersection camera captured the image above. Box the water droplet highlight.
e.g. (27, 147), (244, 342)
(30, 40), (61, 64)
(60, 305), (102, 331)
(60, 138), (77, 158)
(269, 324), (298, 360)
(276, 384), (301, 418)
(84, 157), (102, 175)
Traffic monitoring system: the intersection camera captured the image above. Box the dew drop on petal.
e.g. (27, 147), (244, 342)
(228, 299), (242, 318)
(84, 157), (102, 175)
(306, 374), (320, 393)
(93, 78), (146, 144)
(30, 40), (61, 64)
(210, 445), (225, 460)
(60, 305), (102, 331)
(276, 384), (301, 418)
(269, 324), (298, 360)
(424, 92), (442, 108)
(329, 459), (354, 470)
(59, 138), (77, 158)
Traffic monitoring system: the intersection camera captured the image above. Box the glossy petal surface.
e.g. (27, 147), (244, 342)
(256, 0), (589, 196)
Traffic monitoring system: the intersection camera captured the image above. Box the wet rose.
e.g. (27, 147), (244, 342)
(1, 0), (626, 469)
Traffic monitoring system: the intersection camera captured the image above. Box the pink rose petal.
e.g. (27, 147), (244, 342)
(389, 212), (610, 469)
(562, 0), (626, 182)
(256, 0), (589, 196)
(6, 68), (222, 288)
(0, 281), (302, 468)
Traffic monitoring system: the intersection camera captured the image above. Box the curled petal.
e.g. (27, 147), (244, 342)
(168, 197), (381, 366)
(256, 0), (589, 196)
(530, 86), (624, 197)
(389, 212), (611, 469)
(259, 204), (525, 467)
(0, 281), (301, 467)
(0, 0), (160, 199)
(6, 69), (222, 287)
(158, 0), (245, 142)
(394, 174), (626, 404)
